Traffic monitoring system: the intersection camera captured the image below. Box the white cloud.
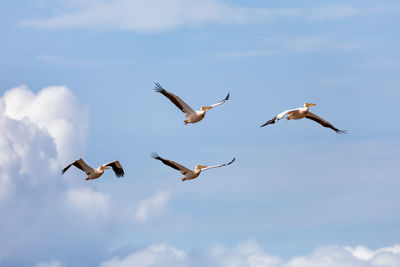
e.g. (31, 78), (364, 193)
(20, 1), (395, 32)
(135, 190), (170, 222)
(0, 85), (91, 264)
(2, 85), (88, 164)
(100, 242), (400, 267)
(0, 85), (88, 199)
(0, 85), (175, 266)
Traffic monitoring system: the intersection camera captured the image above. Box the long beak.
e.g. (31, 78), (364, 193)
(307, 103), (317, 107)
(202, 106), (212, 111)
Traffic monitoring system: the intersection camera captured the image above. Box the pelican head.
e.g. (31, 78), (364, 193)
(201, 106), (212, 111)
(304, 103), (316, 107)
(100, 165), (111, 170)
(195, 165), (208, 170)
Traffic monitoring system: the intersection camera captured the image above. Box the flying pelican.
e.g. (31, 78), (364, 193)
(152, 152), (235, 181)
(62, 158), (125, 180)
(154, 82), (230, 124)
(260, 103), (347, 134)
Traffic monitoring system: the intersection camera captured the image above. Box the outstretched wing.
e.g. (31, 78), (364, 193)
(203, 92), (230, 109)
(152, 152), (191, 175)
(62, 158), (94, 175)
(104, 160), (125, 178)
(154, 83), (195, 115)
(201, 157), (236, 171)
(305, 112), (347, 134)
(260, 108), (298, 127)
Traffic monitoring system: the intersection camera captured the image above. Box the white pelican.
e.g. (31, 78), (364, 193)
(62, 158), (125, 180)
(260, 103), (347, 134)
(152, 152), (235, 181)
(154, 82), (229, 124)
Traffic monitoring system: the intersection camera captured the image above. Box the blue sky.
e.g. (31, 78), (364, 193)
(1, 0), (400, 266)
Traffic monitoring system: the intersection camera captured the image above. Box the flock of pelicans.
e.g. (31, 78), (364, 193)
(62, 83), (347, 181)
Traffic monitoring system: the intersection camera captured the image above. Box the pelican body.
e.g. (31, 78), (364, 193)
(62, 158), (125, 181)
(154, 82), (229, 124)
(152, 152), (235, 181)
(260, 103), (347, 134)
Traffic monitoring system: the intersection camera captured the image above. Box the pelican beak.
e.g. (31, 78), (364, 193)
(201, 106), (212, 111)
(306, 103), (316, 107)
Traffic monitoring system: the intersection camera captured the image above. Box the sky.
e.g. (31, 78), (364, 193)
(0, 0), (400, 266)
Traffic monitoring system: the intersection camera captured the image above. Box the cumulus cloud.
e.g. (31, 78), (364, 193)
(19, 1), (393, 32)
(0, 85), (173, 266)
(135, 190), (170, 222)
(0, 85), (90, 264)
(100, 242), (400, 267)
(0, 85), (88, 201)
(2, 85), (88, 164)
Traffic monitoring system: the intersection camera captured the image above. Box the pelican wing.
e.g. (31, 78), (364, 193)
(201, 157), (236, 171)
(260, 108), (298, 127)
(203, 92), (230, 109)
(62, 158), (94, 175)
(154, 83), (195, 115)
(104, 160), (125, 178)
(305, 112), (347, 134)
(152, 152), (190, 175)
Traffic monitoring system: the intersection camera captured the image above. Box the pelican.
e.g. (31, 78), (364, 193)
(62, 158), (125, 180)
(152, 152), (235, 181)
(154, 82), (229, 124)
(260, 103), (347, 134)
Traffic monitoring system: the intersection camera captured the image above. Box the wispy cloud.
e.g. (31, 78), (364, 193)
(265, 35), (359, 53)
(19, 1), (396, 32)
(219, 35), (358, 59)
(36, 54), (96, 67)
(218, 49), (277, 59)
(34, 260), (64, 267)
(135, 190), (170, 222)
(99, 241), (400, 267)
(65, 187), (110, 219)
(353, 58), (400, 71)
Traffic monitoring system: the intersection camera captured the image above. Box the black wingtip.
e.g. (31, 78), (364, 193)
(61, 165), (70, 175)
(336, 129), (348, 135)
(229, 157), (236, 164)
(154, 82), (164, 93)
(260, 117), (276, 127)
(225, 92), (230, 101)
(151, 151), (161, 160)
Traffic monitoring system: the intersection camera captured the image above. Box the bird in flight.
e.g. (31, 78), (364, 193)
(260, 103), (347, 134)
(154, 82), (229, 124)
(62, 158), (125, 180)
(152, 152), (235, 181)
